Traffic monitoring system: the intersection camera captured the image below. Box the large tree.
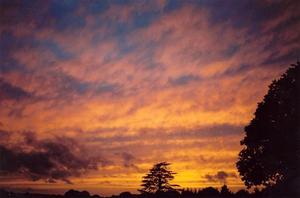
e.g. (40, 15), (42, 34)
(139, 162), (179, 194)
(236, 61), (299, 189)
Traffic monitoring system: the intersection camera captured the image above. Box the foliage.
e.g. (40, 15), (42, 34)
(236, 61), (299, 189)
(198, 187), (219, 197)
(235, 189), (250, 197)
(220, 185), (232, 197)
(119, 192), (133, 198)
(139, 162), (179, 194)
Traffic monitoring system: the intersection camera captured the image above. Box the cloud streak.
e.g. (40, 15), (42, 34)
(0, 78), (31, 101)
(0, 131), (98, 184)
(204, 171), (237, 184)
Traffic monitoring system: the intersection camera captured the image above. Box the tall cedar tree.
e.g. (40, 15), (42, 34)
(139, 162), (179, 194)
(236, 61), (299, 188)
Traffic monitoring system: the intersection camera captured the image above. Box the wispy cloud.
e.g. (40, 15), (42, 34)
(204, 171), (237, 184)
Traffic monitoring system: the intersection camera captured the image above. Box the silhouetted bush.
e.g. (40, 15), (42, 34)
(0, 189), (9, 198)
(119, 192), (133, 198)
(220, 185), (233, 197)
(154, 190), (180, 198)
(181, 189), (195, 198)
(234, 189), (249, 198)
(64, 189), (90, 198)
(198, 187), (219, 197)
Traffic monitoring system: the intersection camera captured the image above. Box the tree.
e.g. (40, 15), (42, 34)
(220, 185), (232, 197)
(64, 189), (91, 198)
(119, 192), (133, 198)
(139, 162), (179, 194)
(236, 61), (299, 190)
(235, 189), (250, 198)
(198, 187), (219, 197)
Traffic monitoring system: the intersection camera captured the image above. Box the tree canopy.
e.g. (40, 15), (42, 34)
(139, 162), (179, 194)
(220, 185), (232, 197)
(236, 61), (299, 189)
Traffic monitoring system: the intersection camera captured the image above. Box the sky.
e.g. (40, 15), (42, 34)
(0, 0), (299, 196)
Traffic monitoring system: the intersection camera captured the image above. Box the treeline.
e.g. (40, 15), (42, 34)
(0, 186), (297, 198)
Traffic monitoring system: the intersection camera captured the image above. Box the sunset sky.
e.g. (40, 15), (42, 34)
(0, 0), (299, 196)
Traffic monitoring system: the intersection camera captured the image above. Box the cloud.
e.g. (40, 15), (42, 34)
(0, 129), (10, 140)
(168, 74), (201, 86)
(0, 131), (98, 184)
(86, 124), (243, 144)
(204, 171), (237, 184)
(115, 152), (140, 171)
(0, 78), (32, 101)
(95, 82), (121, 95)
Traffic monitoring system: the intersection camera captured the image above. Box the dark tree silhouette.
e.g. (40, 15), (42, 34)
(220, 185), (232, 197)
(139, 162), (179, 194)
(198, 187), (219, 197)
(235, 189), (250, 198)
(236, 62), (300, 190)
(64, 189), (91, 198)
(181, 189), (194, 198)
(119, 192), (132, 198)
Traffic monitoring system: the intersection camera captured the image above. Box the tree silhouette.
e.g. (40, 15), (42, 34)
(220, 185), (232, 197)
(236, 61), (299, 190)
(198, 187), (219, 197)
(235, 189), (250, 198)
(119, 192), (132, 198)
(139, 162), (179, 194)
(64, 189), (91, 198)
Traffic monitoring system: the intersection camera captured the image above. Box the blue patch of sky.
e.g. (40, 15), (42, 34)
(40, 40), (74, 60)
(12, 0), (85, 31)
(91, 7), (165, 63)
(54, 14), (86, 31)
(163, 0), (183, 12)
(0, 31), (15, 58)
(86, 0), (110, 14)
(198, 0), (288, 37)
(59, 73), (90, 95)
(0, 58), (28, 74)
(200, 1), (249, 27)
(223, 44), (240, 58)
(23, 38), (74, 62)
(262, 49), (300, 66)
(49, 0), (81, 18)
(56, 73), (121, 96)
(48, 0), (86, 31)
(0, 78), (32, 100)
(0, 31), (73, 71)
(132, 10), (161, 28)
(0, 32), (31, 73)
